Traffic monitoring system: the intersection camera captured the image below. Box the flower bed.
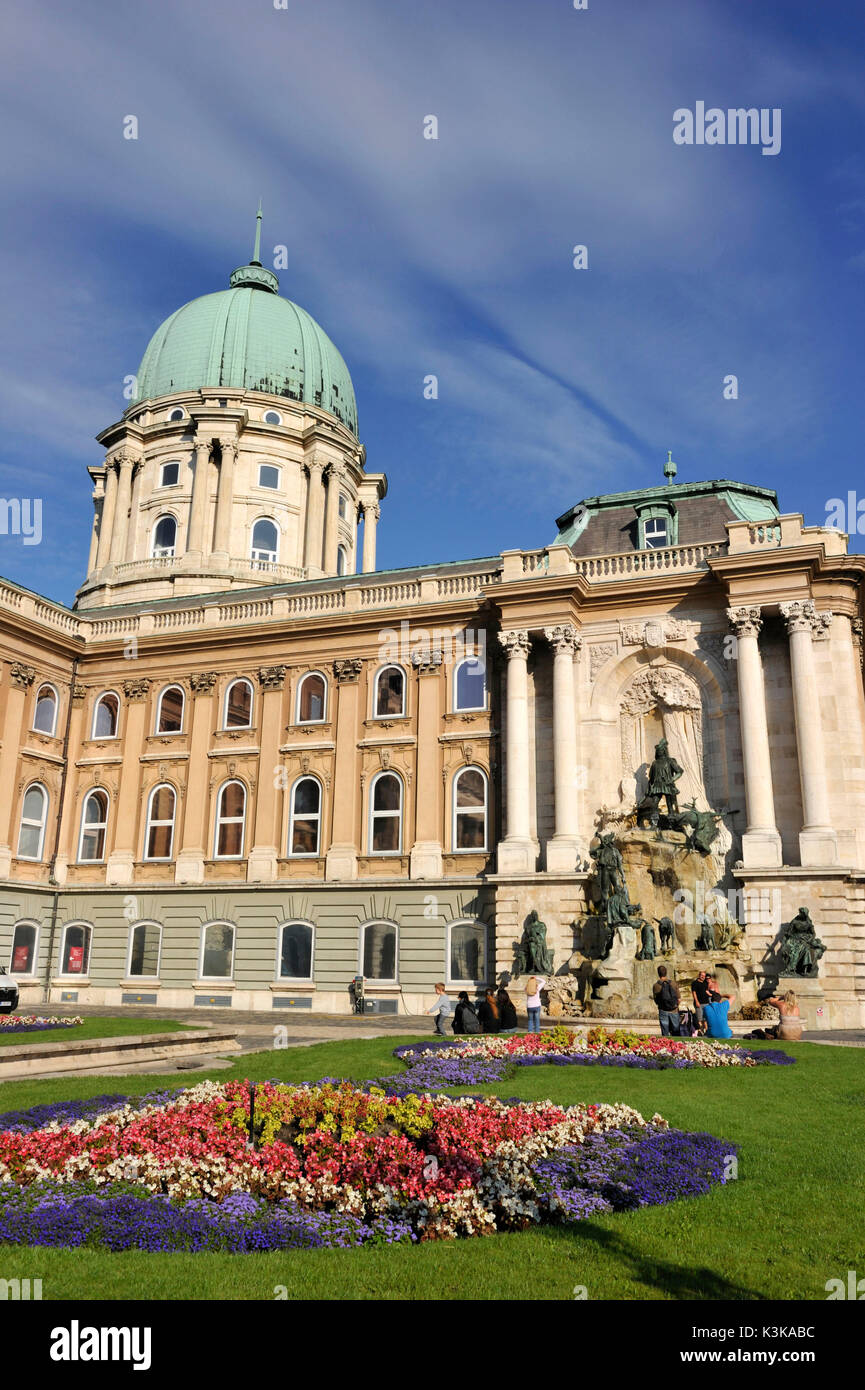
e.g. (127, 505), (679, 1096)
(0, 1015), (84, 1035)
(0, 1078), (737, 1249)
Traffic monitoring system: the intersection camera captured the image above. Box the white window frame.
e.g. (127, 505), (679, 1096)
(78, 788), (110, 863)
(368, 771), (403, 856)
(143, 783), (176, 862)
(288, 776), (322, 858)
(59, 921), (93, 979)
(446, 920), (488, 987)
(198, 920), (236, 981)
(373, 664), (406, 719)
(642, 516), (669, 549)
(151, 513), (178, 557)
(213, 780), (246, 860)
(158, 461), (181, 488)
(155, 684), (185, 734)
(16, 783), (49, 861)
(126, 920), (163, 979)
(250, 517), (280, 565)
(337, 545), (347, 576)
(338, 493), (348, 520)
(167, 408), (185, 422)
(32, 683), (59, 736)
(296, 671), (328, 725)
(453, 655), (488, 712)
(275, 920), (315, 982)
(358, 919), (399, 984)
(223, 678), (254, 730)
(9, 920), (40, 977)
(452, 766), (489, 853)
(91, 691), (120, 740)
(257, 463), (281, 490)
(263, 409), (283, 426)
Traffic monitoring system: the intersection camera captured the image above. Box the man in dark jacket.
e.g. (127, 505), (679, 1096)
(652, 965), (681, 1037)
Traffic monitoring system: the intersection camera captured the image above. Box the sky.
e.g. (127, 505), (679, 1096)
(0, 0), (863, 603)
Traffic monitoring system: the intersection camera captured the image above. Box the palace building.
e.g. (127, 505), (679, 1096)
(1, 224), (864, 1025)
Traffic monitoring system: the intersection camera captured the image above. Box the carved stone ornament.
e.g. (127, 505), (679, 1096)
(543, 624), (582, 657)
(588, 643), (617, 680)
(497, 630), (530, 660)
(10, 663), (35, 690)
(333, 658), (363, 683)
(695, 631), (728, 663)
(726, 606), (762, 639)
(189, 671), (219, 695)
(71, 682), (87, 702)
(411, 649), (444, 674)
(122, 678), (151, 701)
(811, 610), (834, 641)
(620, 619), (687, 649)
(619, 667), (702, 717)
(258, 665), (287, 691)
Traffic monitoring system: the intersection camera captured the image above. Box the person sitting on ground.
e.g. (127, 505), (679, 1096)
(765, 988), (802, 1041)
(427, 982), (452, 1037)
(652, 965), (680, 1037)
(477, 987), (501, 1034)
(452, 990), (481, 1035)
(702, 988), (735, 1039)
(496, 987), (518, 1032)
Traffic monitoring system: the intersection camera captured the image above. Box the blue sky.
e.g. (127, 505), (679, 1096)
(0, 0), (863, 604)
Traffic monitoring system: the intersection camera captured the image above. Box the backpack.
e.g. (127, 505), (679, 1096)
(460, 1004), (481, 1034)
(658, 979), (678, 1011)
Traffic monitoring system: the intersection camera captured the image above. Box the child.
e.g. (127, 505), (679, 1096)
(427, 982), (452, 1036)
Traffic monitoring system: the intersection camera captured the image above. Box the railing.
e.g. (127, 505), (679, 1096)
(437, 571), (502, 597)
(573, 540), (725, 580)
(219, 599), (275, 623)
(286, 590), (345, 616)
(746, 523), (782, 546)
(152, 608), (206, 630)
(359, 581), (422, 607)
(88, 615), (140, 637)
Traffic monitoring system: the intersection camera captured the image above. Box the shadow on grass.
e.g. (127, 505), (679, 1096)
(545, 1220), (766, 1301)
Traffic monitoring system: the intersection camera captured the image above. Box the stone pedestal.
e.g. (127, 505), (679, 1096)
(247, 847), (278, 882)
(105, 851), (135, 886)
(325, 844), (358, 880)
(409, 841), (443, 879)
(174, 851), (205, 885)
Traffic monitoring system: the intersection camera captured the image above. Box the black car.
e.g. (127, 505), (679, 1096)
(0, 966), (19, 1014)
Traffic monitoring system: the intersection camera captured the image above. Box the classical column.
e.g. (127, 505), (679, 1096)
(212, 438), (237, 562)
(105, 678), (151, 885)
(0, 663), (35, 875)
(780, 600), (838, 866)
(186, 439), (213, 559)
(325, 659), (364, 880)
(247, 665), (286, 883)
(409, 650), (444, 878)
(497, 630), (535, 873)
(88, 480), (104, 574)
(727, 606), (782, 867)
(361, 502), (379, 573)
(323, 464), (344, 575)
(175, 673), (218, 885)
(544, 624), (584, 872)
(109, 453), (135, 565)
(124, 461), (142, 562)
(303, 459), (327, 574)
(49, 681), (87, 885)
(95, 462), (118, 569)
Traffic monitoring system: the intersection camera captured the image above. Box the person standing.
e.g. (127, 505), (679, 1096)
(525, 975), (545, 1034)
(652, 965), (680, 1037)
(427, 982), (452, 1037)
(692, 970), (711, 1034)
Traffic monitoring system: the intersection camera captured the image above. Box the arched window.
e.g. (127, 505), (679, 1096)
(374, 665), (405, 718)
(448, 921), (487, 984)
(78, 789), (109, 862)
(32, 684), (58, 735)
(369, 772), (403, 855)
(454, 655), (487, 712)
(9, 921), (38, 975)
(151, 514), (177, 557)
(337, 545), (347, 576)
(453, 767), (488, 851)
(60, 922), (92, 977)
(338, 493), (348, 520)
(127, 921), (162, 978)
(17, 783), (48, 860)
(144, 784), (176, 860)
(200, 922), (235, 979)
(297, 672), (326, 724)
(277, 921), (314, 980)
(224, 679), (253, 729)
(251, 518), (279, 564)
(360, 921), (397, 982)
(156, 685), (184, 733)
(289, 777), (321, 856)
(214, 781), (246, 858)
(92, 692), (119, 739)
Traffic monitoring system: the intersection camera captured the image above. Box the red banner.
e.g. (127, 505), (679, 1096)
(11, 946), (30, 973)
(66, 945), (84, 974)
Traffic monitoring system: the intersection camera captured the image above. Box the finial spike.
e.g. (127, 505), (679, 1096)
(252, 200), (263, 265)
(664, 449), (677, 483)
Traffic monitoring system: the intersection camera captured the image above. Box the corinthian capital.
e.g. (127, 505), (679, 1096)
(544, 624), (581, 657)
(779, 599), (817, 635)
(726, 606), (762, 639)
(498, 630), (530, 660)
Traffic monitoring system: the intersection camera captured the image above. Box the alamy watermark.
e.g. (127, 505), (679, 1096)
(0, 498), (42, 545)
(673, 103), (781, 157)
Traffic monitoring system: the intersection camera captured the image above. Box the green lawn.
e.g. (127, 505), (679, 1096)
(0, 1036), (861, 1301)
(0, 1016), (192, 1048)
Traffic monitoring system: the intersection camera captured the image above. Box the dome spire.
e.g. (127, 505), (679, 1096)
(230, 203), (278, 293)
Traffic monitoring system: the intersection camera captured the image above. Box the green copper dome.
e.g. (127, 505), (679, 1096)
(133, 222), (358, 435)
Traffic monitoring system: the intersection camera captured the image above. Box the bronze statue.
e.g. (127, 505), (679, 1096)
(657, 916), (675, 952)
(778, 907), (826, 978)
(590, 833), (625, 899)
(695, 915), (716, 952)
(647, 737), (684, 816)
(515, 909), (555, 976)
(679, 798), (722, 855)
(636, 918), (657, 960)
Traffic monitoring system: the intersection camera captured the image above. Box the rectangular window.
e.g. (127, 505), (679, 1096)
(258, 465), (280, 489)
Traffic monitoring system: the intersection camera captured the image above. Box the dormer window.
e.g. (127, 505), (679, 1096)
(643, 517), (668, 549)
(635, 501), (677, 550)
